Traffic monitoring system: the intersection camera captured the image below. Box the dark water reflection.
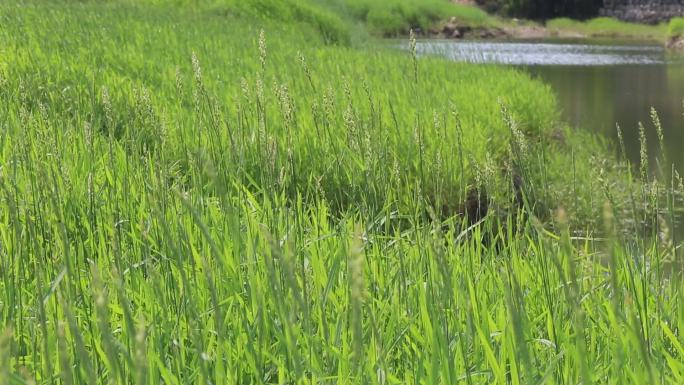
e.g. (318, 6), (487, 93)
(527, 57), (684, 174)
(414, 40), (684, 172)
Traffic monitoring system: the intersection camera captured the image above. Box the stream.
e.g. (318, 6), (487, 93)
(413, 39), (684, 174)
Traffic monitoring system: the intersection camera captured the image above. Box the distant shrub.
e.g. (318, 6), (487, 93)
(545, 17), (574, 29)
(547, 16), (668, 39)
(669, 17), (684, 37)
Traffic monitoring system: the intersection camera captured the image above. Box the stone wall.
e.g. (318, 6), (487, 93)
(600, 0), (684, 24)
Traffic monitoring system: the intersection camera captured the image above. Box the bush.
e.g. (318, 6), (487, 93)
(546, 16), (668, 39)
(669, 17), (684, 37)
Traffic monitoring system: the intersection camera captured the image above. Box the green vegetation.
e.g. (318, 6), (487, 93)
(1, 1), (683, 384)
(669, 17), (684, 38)
(547, 16), (669, 39)
(152, 0), (356, 44)
(218, 0), (353, 44)
(340, 0), (492, 35)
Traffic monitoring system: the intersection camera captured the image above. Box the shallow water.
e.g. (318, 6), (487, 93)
(412, 39), (684, 173)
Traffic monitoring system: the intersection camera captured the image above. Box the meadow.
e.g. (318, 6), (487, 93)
(1, 0), (683, 384)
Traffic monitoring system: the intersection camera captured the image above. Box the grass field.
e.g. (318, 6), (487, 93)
(1, 1), (683, 384)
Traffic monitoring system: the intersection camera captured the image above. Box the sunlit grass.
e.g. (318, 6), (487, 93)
(669, 17), (684, 38)
(547, 17), (669, 40)
(337, 0), (493, 36)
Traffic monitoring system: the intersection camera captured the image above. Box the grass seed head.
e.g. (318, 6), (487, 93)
(409, 29), (418, 82)
(638, 121), (648, 182)
(175, 66), (183, 97)
(101, 86), (114, 133)
(240, 77), (250, 101)
(650, 107), (664, 151)
(616, 123), (627, 161)
(191, 52), (202, 86)
(259, 29), (267, 71)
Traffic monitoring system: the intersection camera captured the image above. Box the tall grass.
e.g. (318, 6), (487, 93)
(0, 1), (682, 384)
(334, 0), (493, 36)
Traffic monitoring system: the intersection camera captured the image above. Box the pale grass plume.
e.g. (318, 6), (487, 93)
(259, 29), (267, 71)
(616, 123), (627, 161)
(675, 169), (684, 193)
(101, 86), (114, 131)
(191, 52), (202, 87)
(322, 85), (335, 123)
(175, 66), (183, 97)
(638, 121), (648, 182)
(650, 107), (664, 154)
(342, 79), (358, 148)
(275, 83), (295, 132)
(500, 100), (528, 160)
(191, 52), (204, 113)
(409, 29), (418, 83)
(240, 77), (250, 101)
(256, 77), (264, 100)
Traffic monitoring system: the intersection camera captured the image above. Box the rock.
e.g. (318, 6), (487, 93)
(441, 21), (471, 39)
(667, 36), (684, 50)
(477, 30), (494, 39)
(442, 23), (457, 36)
(472, 27), (507, 39)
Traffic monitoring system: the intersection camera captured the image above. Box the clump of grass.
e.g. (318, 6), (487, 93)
(217, 0), (353, 45)
(342, 0), (492, 36)
(668, 17), (684, 38)
(547, 16), (669, 39)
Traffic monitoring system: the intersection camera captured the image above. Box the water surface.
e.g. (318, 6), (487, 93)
(413, 39), (684, 172)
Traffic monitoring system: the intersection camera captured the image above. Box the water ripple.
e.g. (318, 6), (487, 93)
(408, 40), (677, 66)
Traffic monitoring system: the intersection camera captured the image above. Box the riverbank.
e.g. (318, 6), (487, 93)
(363, 1), (682, 49)
(421, 14), (673, 42)
(220, 0), (680, 50)
(668, 17), (684, 49)
(668, 35), (684, 49)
